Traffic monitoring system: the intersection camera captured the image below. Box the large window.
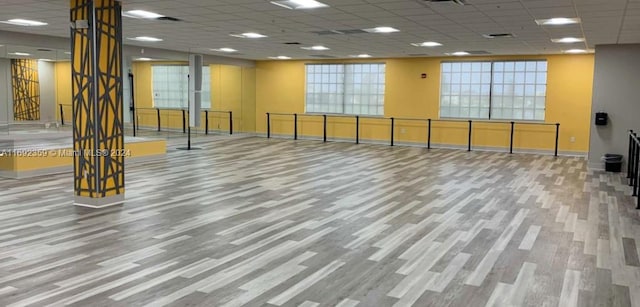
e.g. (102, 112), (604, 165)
(440, 60), (547, 120)
(306, 63), (385, 116)
(152, 65), (211, 109)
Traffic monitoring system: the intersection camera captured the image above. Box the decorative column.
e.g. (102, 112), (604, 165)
(70, 0), (125, 207)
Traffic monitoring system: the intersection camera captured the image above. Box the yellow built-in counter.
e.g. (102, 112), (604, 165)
(0, 139), (166, 178)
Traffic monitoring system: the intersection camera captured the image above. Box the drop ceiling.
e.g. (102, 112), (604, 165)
(0, 0), (638, 60)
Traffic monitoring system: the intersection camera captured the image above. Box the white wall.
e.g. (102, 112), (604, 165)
(38, 60), (56, 122)
(589, 44), (640, 170)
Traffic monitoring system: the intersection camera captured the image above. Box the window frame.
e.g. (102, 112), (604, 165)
(439, 59), (548, 122)
(304, 62), (386, 117)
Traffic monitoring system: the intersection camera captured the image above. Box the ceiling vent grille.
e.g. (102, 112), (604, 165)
(310, 54), (336, 58)
(156, 16), (182, 22)
(310, 29), (367, 35)
(482, 33), (514, 39)
(422, 0), (467, 5)
(466, 50), (491, 55)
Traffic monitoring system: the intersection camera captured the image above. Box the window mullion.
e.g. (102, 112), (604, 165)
(342, 64), (347, 114)
(489, 61), (494, 120)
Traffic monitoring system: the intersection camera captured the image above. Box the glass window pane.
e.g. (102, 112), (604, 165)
(440, 61), (490, 119)
(537, 61), (547, 71)
(442, 62), (452, 72)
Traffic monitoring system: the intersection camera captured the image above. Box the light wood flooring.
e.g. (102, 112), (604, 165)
(1, 136), (639, 307)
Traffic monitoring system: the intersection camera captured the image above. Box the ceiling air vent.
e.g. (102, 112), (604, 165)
(466, 50), (491, 55)
(408, 53), (429, 56)
(482, 33), (514, 39)
(339, 29), (367, 34)
(423, 0), (467, 5)
(157, 16), (182, 22)
(310, 54), (336, 58)
(312, 30), (344, 35)
(283, 42), (301, 45)
(310, 29), (367, 35)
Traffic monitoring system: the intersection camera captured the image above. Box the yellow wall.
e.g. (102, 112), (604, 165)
(54, 61), (72, 122)
(53, 54), (595, 154)
(255, 54), (595, 153)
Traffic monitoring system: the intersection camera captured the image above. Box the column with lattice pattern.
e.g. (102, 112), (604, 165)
(70, 0), (125, 207)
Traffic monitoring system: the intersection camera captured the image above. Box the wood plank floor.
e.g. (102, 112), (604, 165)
(1, 136), (640, 307)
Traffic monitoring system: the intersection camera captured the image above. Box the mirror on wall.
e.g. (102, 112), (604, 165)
(0, 44), (67, 134)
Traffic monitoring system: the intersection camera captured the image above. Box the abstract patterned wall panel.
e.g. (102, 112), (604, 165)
(70, 0), (124, 204)
(11, 59), (40, 121)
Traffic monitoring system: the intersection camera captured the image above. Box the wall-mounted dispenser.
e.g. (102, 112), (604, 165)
(595, 112), (608, 126)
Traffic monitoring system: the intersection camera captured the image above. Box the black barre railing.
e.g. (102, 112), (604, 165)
(266, 112), (561, 156)
(136, 108), (233, 135)
(60, 105), (233, 135)
(627, 130), (640, 209)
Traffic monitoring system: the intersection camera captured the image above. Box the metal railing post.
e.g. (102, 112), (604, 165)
(59, 105), (65, 126)
(633, 142), (640, 196)
(554, 123), (560, 157)
(182, 109), (186, 134)
(631, 134), (637, 186)
(323, 115), (327, 142)
(156, 108), (161, 132)
(427, 119), (431, 149)
(628, 130), (634, 179)
(294, 113), (298, 140)
(468, 120), (472, 151)
(629, 132), (640, 189)
(356, 116), (360, 144)
(510, 121), (515, 154)
(267, 113), (271, 138)
(229, 111), (233, 135)
(390, 117), (395, 146)
(205, 110), (209, 135)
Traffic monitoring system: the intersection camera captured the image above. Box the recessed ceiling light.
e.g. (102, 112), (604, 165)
(127, 36), (163, 42)
(270, 0), (328, 9)
(551, 37), (585, 43)
(301, 45), (330, 51)
(535, 17), (581, 26)
(350, 54), (372, 58)
(211, 48), (237, 53)
(0, 19), (47, 26)
(363, 26), (400, 33)
(134, 57), (153, 61)
(122, 10), (164, 19)
(268, 56), (292, 60)
(64, 51), (71, 55)
(563, 49), (592, 54)
(230, 32), (267, 38)
(9, 52), (30, 56)
(447, 51), (470, 56)
(39, 59), (53, 62)
(411, 41), (442, 47)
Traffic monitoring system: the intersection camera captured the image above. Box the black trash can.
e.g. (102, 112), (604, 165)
(603, 154), (623, 172)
